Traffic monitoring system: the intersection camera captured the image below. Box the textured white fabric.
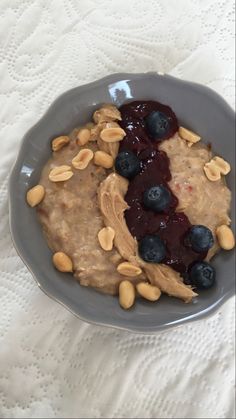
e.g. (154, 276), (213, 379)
(0, 0), (235, 418)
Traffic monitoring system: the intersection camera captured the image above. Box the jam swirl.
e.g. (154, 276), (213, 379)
(119, 101), (206, 275)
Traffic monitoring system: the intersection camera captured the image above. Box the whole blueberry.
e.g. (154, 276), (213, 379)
(185, 225), (214, 253)
(143, 185), (171, 212)
(138, 235), (166, 263)
(188, 261), (216, 289)
(146, 111), (170, 140)
(115, 150), (141, 179)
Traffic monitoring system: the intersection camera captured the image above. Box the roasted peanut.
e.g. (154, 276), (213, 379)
(136, 282), (161, 301)
(77, 128), (91, 146)
(94, 151), (114, 169)
(204, 156), (231, 181)
(117, 262), (142, 277)
(52, 252), (73, 272)
(212, 156), (231, 175)
(93, 105), (121, 124)
(90, 123), (105, 141)
(216, 225), (235, 250)
(97, 137), (119, 159)
(119, 280), (135, 309)
(51, 135), (70, 151)
(49, 165), (73, 182)
(204, 163), (221, 181)
(179, 126), (201, 146)
(72, 149), (94, 170)
(26, 185), (45, 207)
(100, 127), (126, 143)
(98, 226), (115, 251)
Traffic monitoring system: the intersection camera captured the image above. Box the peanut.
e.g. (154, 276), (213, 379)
(90, 123), (105, 141)
(204, 163), (221, 181)
(51, 136), (70, 151)
(98, 226), (115, 251)
(94, 151), (114, 169)
(93, 105), (121, 124)
(117, 262), (142, 277)
(52, 252), (73, 272)
(94, 121), (120, 144)
(216, 225), (235, 250)
(212, 156), (231, 175)
(204, 156), (231, 181)
(119, 280), (135, 310)
(136, 282), (161, 301)
(77, 128), (91, 146)
(100, 127), (126, 143)
(26, 185), (45, 207)
(179, 126), (201, 146)
(97, 137), (119, 159)
(49, 165), (73, 182)
(72, 149), (94, 170)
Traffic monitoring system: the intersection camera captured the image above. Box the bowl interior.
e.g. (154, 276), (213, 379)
(9, 73), (235, 332)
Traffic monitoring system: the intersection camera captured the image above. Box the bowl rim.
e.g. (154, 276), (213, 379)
(8, 72), (236, 333)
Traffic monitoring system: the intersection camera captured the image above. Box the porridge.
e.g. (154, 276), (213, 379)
(26, 101), (235, 309)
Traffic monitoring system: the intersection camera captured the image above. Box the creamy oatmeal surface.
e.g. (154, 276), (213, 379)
(28, 101), (234, 308)
(37, 135), (145, 295)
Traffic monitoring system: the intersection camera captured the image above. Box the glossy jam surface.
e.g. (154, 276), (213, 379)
(119, 101), (206, 274)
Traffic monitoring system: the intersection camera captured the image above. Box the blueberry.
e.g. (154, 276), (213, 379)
(143, 185), (171, 212)
(115, 150), (141, 179)
(185, 225), (214, 253)
(146, 111), (170, 140)
(138, 235), (166, 263)
(188, 261), (216, 289)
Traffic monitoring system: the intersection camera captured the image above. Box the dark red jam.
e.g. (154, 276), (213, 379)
(119, 101), (206, 275)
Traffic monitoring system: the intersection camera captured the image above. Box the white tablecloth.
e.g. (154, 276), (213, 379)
(0, 1), (235, 418)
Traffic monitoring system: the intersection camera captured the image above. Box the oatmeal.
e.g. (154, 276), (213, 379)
(26, 101), (234, 309)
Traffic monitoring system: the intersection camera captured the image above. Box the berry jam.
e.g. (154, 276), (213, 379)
(119, 101), (206, 275)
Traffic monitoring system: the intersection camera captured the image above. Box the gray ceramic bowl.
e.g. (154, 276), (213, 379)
(9, 73), (235, 333)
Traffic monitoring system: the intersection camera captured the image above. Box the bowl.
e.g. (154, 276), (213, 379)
(9, 73), (235, 333)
